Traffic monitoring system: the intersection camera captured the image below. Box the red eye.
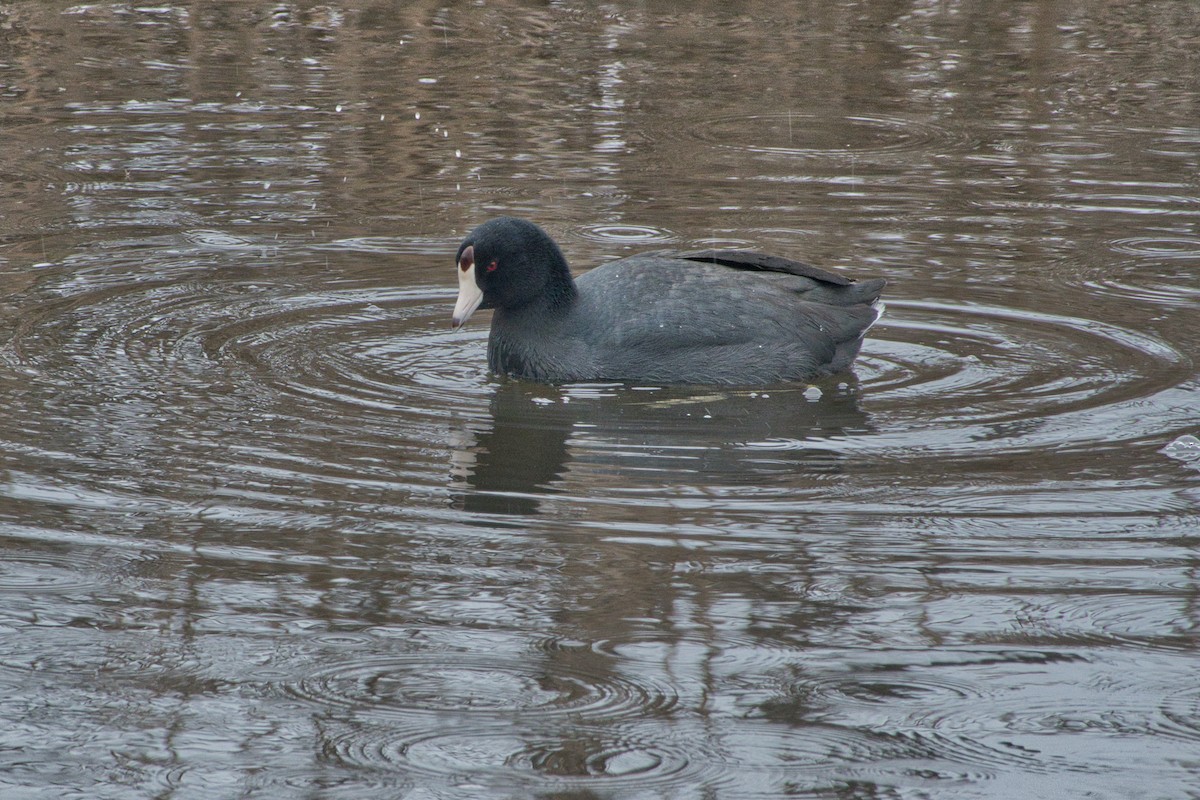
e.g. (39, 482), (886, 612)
(486, 260), (499, 273)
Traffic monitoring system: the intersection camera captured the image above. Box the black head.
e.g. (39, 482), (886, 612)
(452, 216), (575, 328)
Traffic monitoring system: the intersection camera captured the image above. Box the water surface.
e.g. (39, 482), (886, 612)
(1, 2), (1198, 798)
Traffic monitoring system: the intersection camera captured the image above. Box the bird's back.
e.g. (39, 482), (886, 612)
(556, 252), (884, 384)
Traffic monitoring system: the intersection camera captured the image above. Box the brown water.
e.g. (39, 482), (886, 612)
(2, 2), (1199, 798)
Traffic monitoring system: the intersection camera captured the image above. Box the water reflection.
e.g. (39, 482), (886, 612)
(451, 379), (873, 516)
(2, 1), (1199, 798)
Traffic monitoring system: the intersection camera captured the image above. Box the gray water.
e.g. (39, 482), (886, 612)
(2, 2), (1199, 798)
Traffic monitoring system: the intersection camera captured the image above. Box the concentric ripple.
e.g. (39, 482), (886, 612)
(5, 268), (488, 422)
(1110, 235), (1200, 259)
(572, 223), (678, 245)
(199, 285), (490, 417)
(850, 298), (1192, 457)
(321, 721), (700, 790)
(1081, 275), (1200, 308)
(283, 652), (679, 721)
(758, 669), (1049, 774)
(789, 672), (987, 716)
(5, 251), (1193, 491)
(3, 4), (1199, 800)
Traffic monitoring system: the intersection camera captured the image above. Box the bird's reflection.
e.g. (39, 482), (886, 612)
(449, 378), (875, 516)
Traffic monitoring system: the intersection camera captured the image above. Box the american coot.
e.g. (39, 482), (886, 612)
(452, 216), (886, 385)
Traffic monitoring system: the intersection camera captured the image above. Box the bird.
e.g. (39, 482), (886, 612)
(452, 216), (885, 385)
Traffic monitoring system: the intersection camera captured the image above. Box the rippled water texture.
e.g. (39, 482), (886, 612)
(2, 3), (1198, 799)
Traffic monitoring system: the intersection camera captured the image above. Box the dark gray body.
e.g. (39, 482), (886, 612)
(486, 250), (885, 385)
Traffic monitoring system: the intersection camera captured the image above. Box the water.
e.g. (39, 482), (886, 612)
(1, 2), (1198, 798)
